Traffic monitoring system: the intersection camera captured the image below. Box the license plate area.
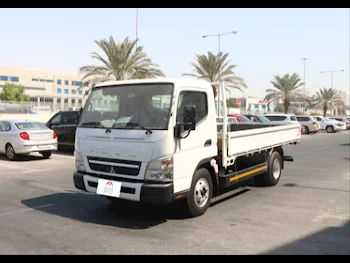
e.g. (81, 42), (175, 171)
(96, 179), (122, 197)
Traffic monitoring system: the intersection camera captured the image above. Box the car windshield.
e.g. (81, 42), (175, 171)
(257, 115), (270, 122)
(15, 122), (48, 130)
(79, 83), (174, 130)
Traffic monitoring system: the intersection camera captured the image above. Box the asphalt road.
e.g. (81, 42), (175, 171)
(0, 131), (349, 255)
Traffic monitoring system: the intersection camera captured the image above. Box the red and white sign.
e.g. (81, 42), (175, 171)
(96, 179), (122, 197)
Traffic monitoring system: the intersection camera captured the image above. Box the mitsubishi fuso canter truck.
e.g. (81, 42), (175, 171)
(73, 78), (301, 217)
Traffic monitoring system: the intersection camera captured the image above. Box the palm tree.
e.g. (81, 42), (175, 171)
(264, 73), (304, 114)
(182, 51), (247, 99)
(78, 36), (165, 93)
(314, 87), (344, 117)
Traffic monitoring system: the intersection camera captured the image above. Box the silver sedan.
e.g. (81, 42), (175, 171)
(0, 120), (58, 161)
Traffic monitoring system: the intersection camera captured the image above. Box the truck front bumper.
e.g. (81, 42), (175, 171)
(73, 172), (174, 205)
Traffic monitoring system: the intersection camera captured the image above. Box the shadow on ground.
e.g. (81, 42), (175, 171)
(260, 220), (350, 255)
(339, 143), (350, 146)
(0, 154), (47, 162)
(21, 185), (251, 230)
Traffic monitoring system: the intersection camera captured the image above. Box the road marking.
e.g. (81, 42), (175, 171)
(0, 203), (55, 218)
(0, 163), (37, 172)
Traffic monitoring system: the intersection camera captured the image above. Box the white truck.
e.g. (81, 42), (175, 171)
(73, 78), (301, 217)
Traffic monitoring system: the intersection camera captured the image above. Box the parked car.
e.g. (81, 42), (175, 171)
(227, 113), (252, 122)
(244, 114), (271, 123)
(301, 125), (306, 134)
(0, 120), (57, 160)
(216, 116), (238, 123)
(46, 110), (80, 149)
(295, 115), (320, 134)
(264, 114), (298, 124)
(313, 116), (345, 133)
(329, 117), (350, 130)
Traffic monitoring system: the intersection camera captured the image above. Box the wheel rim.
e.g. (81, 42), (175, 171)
(327, 126), (332, 132)
(7, 146), (14, 159)
(194, 178), (210, 208)
(272, 159), (281, 179)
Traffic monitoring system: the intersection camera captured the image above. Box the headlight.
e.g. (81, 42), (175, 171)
(74, 150), (86, 172)
(145, 156), (173, 182)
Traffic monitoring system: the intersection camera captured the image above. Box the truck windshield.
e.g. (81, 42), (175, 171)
(79, 83), (174, 130)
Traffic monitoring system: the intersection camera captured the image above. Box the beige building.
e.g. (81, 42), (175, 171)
(336, 89), (349, 106)
(0, 66), (88, 111)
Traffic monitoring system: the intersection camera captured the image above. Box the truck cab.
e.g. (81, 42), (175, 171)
(73, 78), (300, 217)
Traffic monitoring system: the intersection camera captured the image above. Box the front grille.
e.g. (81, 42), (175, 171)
(87, 156), (141, 176)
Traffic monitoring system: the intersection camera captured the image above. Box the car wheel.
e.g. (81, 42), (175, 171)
(305, 126), (310, 134)
(326, 125), (334, 133)
(6, 144), (17, 161)
(41, 151), (52, 159)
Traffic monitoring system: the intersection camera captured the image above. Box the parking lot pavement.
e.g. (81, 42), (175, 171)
(0, 131), (349, 255)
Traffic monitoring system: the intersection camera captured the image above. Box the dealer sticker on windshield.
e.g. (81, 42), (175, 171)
(96, 179), (122, 198)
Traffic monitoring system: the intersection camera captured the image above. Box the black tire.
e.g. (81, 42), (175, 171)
(305, 126), (310, 134)
(326, 125), (334, 133)
(41, 151), (52, 159)
(184, 168), (213, 217)
(6, 144), (17, 161)
(255, 151), (282, 187)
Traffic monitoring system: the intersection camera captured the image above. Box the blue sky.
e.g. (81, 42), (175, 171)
(0, 8), (349, 98)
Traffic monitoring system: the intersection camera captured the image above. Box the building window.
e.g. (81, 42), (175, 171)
(78, 99), (82, 104)
(72, 81), (82, 86)
(72, 99), (76, 105)
(57, 88), (62, 94)
(64, 98), (68, 103)
(64, 89), (69, 94)
(72, 89), (76, 95)
(0, 75), (19, 82)
(57, 79), (61, 85)
(64, 80), (69, 85)
(78, 90), (83, 95)
(25, 87), (46, 91)
(57, 98), (61, 103)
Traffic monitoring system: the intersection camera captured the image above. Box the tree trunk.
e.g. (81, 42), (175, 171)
(284, 101), (289, 114)
(323, 105), (327, 117)
(211, 85), (217, 99)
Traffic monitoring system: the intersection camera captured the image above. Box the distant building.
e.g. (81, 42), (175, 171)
(336, 89), (348, 106)
(0, 66), (88, 111)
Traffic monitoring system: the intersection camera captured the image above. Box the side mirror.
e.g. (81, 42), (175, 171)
(183, 105), (196, 131)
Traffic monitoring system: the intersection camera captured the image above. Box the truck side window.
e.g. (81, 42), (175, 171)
(176, 91), (208, 125)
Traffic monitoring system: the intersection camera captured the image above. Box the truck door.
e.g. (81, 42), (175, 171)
(172, 89), (217, 193)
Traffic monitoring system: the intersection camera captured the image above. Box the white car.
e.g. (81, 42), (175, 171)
(263, 113), (299, 124)
(313, 116), (345, 133)
(0, 120), (58, 160)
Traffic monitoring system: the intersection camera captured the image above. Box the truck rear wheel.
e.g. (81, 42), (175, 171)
(254, 151), (282, 187)
(185, 168), (213, 217)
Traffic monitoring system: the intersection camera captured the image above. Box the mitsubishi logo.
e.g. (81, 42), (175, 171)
(110, 166), (115, 174)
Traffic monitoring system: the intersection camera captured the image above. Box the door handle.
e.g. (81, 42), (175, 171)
(204, 139), (212, 147)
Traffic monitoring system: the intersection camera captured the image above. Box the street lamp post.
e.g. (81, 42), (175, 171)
(202, 31), (237, 116)
(302, 57), (307, 112)
(202, 31), (237, 53)
(135, 8), (138, 51)
(320, 69), (345, 89)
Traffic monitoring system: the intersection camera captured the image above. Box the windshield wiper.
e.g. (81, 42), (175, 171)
(79, 121), (111, 132)
(127, 122), (153, 134)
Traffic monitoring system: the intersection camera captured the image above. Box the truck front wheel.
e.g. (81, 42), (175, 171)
(254, 151), (282, 187)
(185, 168), (213, 217)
